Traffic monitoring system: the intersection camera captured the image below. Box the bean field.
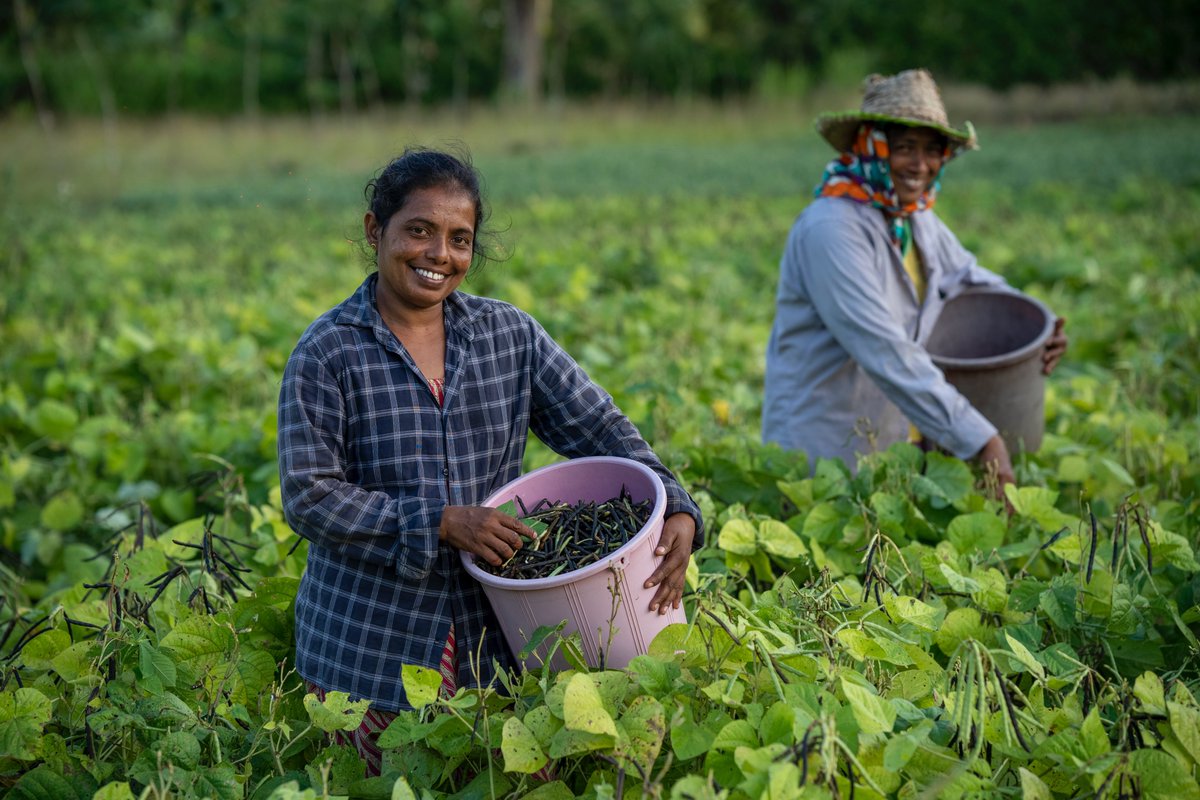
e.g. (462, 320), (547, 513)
(2, 107), (1199, 799)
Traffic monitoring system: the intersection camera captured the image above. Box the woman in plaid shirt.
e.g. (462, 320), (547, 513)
(277, 148), (702, 774)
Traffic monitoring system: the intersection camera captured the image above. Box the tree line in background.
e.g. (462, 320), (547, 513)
(4, 0), (1198, 125)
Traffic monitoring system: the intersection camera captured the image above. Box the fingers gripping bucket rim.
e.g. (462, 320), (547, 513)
(927, 290), (1055, 454)
(460, 456), (683, 671)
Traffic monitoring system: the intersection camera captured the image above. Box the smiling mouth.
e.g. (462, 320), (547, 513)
(414, 267), (448, 283)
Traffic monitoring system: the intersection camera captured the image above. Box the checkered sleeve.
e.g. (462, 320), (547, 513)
(524, 317), (704, 545)
(278, 337), (442, 579)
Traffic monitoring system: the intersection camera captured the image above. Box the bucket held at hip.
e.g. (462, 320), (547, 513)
(460, 456), (685, 671)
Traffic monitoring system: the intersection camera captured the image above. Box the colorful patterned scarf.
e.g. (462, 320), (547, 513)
(814, 123), (951, 253)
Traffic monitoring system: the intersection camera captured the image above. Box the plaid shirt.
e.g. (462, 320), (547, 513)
(278, 274), (703, 711)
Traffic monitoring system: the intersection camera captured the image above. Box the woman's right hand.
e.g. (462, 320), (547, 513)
(440, 505), (532, 566)
(976, 434), (1015, 502)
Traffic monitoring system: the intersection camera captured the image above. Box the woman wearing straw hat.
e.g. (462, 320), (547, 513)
(762, 69), (1067, 486)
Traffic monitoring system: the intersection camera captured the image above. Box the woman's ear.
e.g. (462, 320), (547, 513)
(364, 211), (380, 249)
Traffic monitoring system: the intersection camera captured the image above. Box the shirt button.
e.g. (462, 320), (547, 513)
(442, 468), (449, 476)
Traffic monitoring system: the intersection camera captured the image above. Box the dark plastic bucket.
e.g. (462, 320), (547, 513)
(926, 290), (1055, 454)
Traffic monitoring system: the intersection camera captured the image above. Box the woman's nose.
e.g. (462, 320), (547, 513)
(426, 236), (449, 262)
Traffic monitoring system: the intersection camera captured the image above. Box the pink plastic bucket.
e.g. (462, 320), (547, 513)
(460, 456), (686, 671)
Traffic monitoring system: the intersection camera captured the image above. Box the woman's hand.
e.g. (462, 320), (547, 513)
(1043, 317), (1068, 375)
(440, 505), (532, 566)
(976, 434), (1015, 503)
(644, 512), (696, 615)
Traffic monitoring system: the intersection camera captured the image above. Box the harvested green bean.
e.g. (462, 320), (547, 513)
(480, 486), (652, 580)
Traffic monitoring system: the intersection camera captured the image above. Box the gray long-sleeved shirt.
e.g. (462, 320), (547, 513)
(762, 196), (1005, 469)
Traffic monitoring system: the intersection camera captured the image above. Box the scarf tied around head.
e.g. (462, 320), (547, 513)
(814, 123), (955, 253)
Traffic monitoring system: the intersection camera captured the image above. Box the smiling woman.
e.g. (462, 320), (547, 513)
(275, 147), (703, 776)
(761, 69), (1069, 490)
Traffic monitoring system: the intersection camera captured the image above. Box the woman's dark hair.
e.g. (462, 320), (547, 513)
(364, 146), (496, 269)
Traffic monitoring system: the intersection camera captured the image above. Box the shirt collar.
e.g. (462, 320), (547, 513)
(334, 272), (483, 341)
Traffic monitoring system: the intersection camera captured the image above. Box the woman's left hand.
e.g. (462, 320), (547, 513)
(1043, 317), (1068, 375)
(644, 512), (696, 615)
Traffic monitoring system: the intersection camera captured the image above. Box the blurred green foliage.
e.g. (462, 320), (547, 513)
(2, 0), (1198, 118)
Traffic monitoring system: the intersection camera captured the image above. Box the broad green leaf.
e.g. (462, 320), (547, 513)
(841, 679), (896, 736)
(41, 491), (83, 531)
(1004, 485), (1078, 532)
(1127, 748), (1200, 799)
(922, 452), (975, 507)
(390, 777), (418, 800)
(1055, 454), (1090, 483)
(935, 608), (987, 656)
(883, 720), (931, 771)
(886, 670), (939, 703)
(946, 512), (1006, 554)
(548, 726), (613, 758)
(671, 720), (715, 760)
(615, 695), (666, 775)
(563, 673), (617, 737)
(1134, 671), (1167, 715)
(501, 716), (548, 774)
(1080, 708), (1110, 758)
(29, 399), (79, 441)
(812, 459), (851, 500)
(158, 615), (236, 672)
(760, 702), (795, 747)
(710, 719), (758, 751)
(304, 691), (371, 733)
(939, 563), (981, 593)
(517, 781), (575, 800)
(401, 663), (441, 710)
(151, 731), (202, 770)
(522, 705), (561, 751)
(189, 762), (238, 800)
(1018, 767), (1052, 800)
(971, 568), (1008, 613)
(93, 783), (137, 800)
(139, 641), (177, 690)
(1168, 702), (1200, 766)
(5, 763), (92, 800)
(229, 648), (276, 705)
(0, 688), (52, 760)
(802, 502), (843, 543)
(758, 519), (806, 558)
(839, 629), (912, 666)
(837, 628), (887, 661)
(17, 629), (71, 672)
(884, 595), (940, 631)
(1004, 633), (1045, 681)
(717, 519), (757, 556)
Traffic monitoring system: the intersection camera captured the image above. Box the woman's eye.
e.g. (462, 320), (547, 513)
(453, 236), (472, 247)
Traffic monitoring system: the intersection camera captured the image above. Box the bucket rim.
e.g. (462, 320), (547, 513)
(460, 456), (668, 591)
(929, 290), (1055, 371)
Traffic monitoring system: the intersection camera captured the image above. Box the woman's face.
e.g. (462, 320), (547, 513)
(365, 184), (477, 316)
(886, 127), (946, 206)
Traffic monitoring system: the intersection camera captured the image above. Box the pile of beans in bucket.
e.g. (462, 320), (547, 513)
(481, 487), (653, 580)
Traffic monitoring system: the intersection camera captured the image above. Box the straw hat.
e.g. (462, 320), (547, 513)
(815, 69), (978, 154)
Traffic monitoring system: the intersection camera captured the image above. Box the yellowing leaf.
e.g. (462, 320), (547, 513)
(303, 691), (371, 733)
(717, 519), (757, 556)
(401, 663), (441, 710)
(1018, 767), (1053, 800)
(757, 519), (806, 558)
(501, 716), (548, 774)
(884, 595), (940, 631)
(563, 673), (617, 737)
